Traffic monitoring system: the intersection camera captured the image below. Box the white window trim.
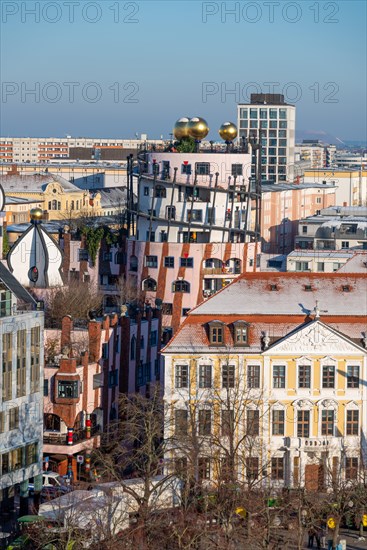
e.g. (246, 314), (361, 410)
(318, 398), (338, 438)
(345, 361), (362, 391)
(292, 399), (314, 438)
(319, 356), (338, 393)
(344, 401), (360, 438)
(271, 362), (287, 391)
(295, 356), (313, 393)
(245, 360), (262, 391)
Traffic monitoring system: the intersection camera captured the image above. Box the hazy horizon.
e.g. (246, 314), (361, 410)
(1, 1), (366, 142)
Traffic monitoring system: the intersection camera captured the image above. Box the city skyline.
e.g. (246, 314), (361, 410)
(0, 1), (366, 141)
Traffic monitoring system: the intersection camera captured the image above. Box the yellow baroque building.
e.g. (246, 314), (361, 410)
(162, 272), (367, 490)
(0, 172), (102, 221)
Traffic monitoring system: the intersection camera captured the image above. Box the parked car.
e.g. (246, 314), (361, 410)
(28, 472), (71, 497)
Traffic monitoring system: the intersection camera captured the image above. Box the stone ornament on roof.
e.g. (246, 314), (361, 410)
(7, 208), (63, 288)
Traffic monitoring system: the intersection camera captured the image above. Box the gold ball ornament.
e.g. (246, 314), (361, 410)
(30, 207), (43, 220)
(173, 117), (190, 140)
(219, 121), (238, 142)
(188, 117), (209, 140)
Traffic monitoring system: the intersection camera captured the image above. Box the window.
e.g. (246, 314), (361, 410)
(221, 409), (234, 437)
(199, 364), (212, 388)
(332, 262), (340, 272)
(298, 365), (311, 388)
(347, 365), (359, 388)
(0, 412), (4, 433)
(317, 262), (325, 272)
(222, 364), (235, 388)
(182, 308), (190, 316)
(78, 249), (89, 261)
(341, 241), (349, 249)
(9, 407), (19, 430)
(273, 365), (285, 388)
(181, 163), (192, 174)
(0, 288), (12, 317)
(130, 255), (138, 272)
(144, 186), (149, 196)
(162, 302), (173, 315)
(271, 457), (284, 480)
(207, 207), (215, 224)
(58, 380), (79, 398)
(209, 323), (223, 345)
(143, 278), (157, 291)
(248, 365), (260, 388)
(247, 409), (259, 436)
(231, 164), (243, 176)
(246, 457), (259, 480)
(180, 257), (194, 268)
(199, 410), (211, 436)
(102, 343), (109, 359)
(43, 379), (49, 397)
(198, 457), (211, 479)
(154, 185), (166, 198)
(108, 370), (118, 387)
(296, 261), (309, 271)
(166, 206), (176, 220)
(302, 226), (307, 234)
(272, 410), (285, 436)
(346, 410), (359, 435)
(172, 280), (190, 293)
(140, 336), (145, 349)
(25, 443), (38, 467)
(175, 365), (188, 388)
(322, 365), (335, 388)
(297, 410), (310, 437)
(175, 409), (188, 436)
(146, 231), (155, 242)
(321, 410), (334, 435)
(187, 209), (203, 223)
(345, 457), (358, 480)
(195, 162), (210, 176)
(234, 322), (248, 345)
(2, 332), (12, 401)
(145, 255), (158, 268)
(103, 252), (112, 261)
(17, 329), (27, 398)
(164, 256), (174, 268)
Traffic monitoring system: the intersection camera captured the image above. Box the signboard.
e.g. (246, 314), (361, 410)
(76, 455), (84, 464)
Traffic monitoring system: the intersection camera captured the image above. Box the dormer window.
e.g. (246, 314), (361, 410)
(208, 321), (224, 345)
(304, 284), (313, 292)
(57, 381), (79, 399)
(270, 284), (278, 291)
(233, 321), (248, 346)
(342, 285), (350, 292)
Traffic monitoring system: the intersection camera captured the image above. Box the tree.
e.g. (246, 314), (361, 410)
(44, 278), (103, 328)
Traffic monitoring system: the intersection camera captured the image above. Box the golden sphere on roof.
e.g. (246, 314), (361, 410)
(30, 207), (43, 221)
(219, 122), (238, 142)
(188, 117), (209, 140)
(173, 117), (190, 140)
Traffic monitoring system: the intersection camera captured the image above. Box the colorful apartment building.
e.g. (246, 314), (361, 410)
(162, 272), (367, 490)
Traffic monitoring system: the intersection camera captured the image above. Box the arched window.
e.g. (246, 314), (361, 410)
(172, 280), (190, 293)
(130, 336), (136, 360)
(143, 278), (157, 291)
(51, 199), (57, 210)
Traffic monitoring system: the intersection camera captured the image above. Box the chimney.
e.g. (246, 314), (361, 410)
(61, 315), (73, 350)
(88, 320), (102, 362)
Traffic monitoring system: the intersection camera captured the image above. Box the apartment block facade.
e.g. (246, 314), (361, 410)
(237, 94), (296, 182)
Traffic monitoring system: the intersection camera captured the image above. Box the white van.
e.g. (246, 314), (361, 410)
(28, 471), (69, 496)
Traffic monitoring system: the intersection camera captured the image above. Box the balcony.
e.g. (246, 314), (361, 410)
(43, 426), (101, 454)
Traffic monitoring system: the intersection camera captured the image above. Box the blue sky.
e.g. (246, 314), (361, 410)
(0, 1), (366, 141)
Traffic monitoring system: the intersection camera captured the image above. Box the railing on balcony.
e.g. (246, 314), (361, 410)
(43, 425), (100, 445)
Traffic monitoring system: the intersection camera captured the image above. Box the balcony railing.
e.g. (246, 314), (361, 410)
(43, 425), (100, 446)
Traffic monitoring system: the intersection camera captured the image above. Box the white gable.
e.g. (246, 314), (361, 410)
(263, 321), (365, 356)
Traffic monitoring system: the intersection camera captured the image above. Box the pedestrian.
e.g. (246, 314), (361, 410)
(319, 524), (326, 549)
(315, 526), (322, 549)
(308, 527), (316, 548)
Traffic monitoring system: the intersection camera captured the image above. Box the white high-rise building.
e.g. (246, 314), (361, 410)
(237, 94), (296, 183)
